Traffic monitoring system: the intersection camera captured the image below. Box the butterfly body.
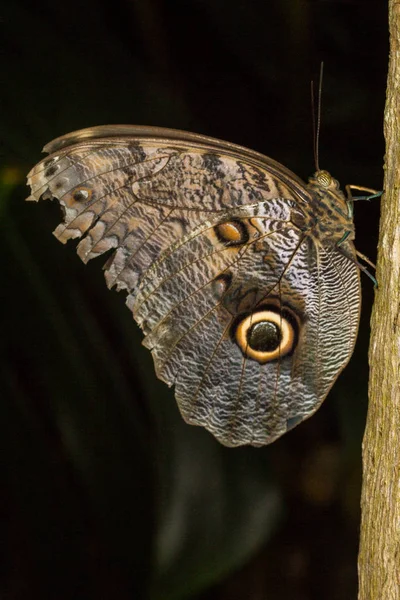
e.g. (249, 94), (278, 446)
(27, 125), (361, 447)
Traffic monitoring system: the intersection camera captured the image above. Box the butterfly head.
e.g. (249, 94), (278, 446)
(306, 170), (356, 245)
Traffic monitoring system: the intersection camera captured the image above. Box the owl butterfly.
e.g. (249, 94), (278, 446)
(27, 125), (370, 447)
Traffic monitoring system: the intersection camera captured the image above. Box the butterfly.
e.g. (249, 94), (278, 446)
(26, 124), (375, 447)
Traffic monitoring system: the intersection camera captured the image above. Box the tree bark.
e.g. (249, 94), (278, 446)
(358, 3), (400, 598)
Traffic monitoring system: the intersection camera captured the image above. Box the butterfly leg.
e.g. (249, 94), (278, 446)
(346, 184), (383, 202)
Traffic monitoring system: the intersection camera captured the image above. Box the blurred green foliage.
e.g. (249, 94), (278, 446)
(1, 0), (387, 598)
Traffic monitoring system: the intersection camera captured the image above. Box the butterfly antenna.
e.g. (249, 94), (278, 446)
(311, 81), (317, 170)
(311, 62), (324, 172)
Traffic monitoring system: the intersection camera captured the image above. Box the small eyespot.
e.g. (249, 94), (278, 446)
(233, 306), (298, 364)
(72, 187), (91, 202)
(214, 220), (249, 246)
(44, 165), (58, 178)
(212, 273), (232, 299)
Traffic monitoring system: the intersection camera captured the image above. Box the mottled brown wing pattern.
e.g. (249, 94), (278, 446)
(26, 125), (361, 447)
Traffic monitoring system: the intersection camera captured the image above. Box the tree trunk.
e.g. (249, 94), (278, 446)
(358, 3), (400, 598)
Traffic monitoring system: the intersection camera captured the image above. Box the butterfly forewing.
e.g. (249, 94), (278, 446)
(26, 125), (361, 447)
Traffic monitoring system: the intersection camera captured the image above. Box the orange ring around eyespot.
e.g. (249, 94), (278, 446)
(235, 310), (295, 364)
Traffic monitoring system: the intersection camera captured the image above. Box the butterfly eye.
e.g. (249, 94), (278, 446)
(214, 220), (249, 246)
(316, 170), (332, 187)
(234, 308), (297, 363)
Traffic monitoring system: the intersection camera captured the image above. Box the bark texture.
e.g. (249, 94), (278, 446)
(358, 3), (400, 598)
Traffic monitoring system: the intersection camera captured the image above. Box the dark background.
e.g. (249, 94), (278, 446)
(1, 1), (387, 599)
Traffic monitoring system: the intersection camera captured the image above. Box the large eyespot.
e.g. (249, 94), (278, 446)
(214, 220), (249, 246)
(233, 306), (298, 363)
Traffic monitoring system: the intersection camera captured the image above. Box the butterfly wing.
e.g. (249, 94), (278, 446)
(26, 125), (360, 446)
